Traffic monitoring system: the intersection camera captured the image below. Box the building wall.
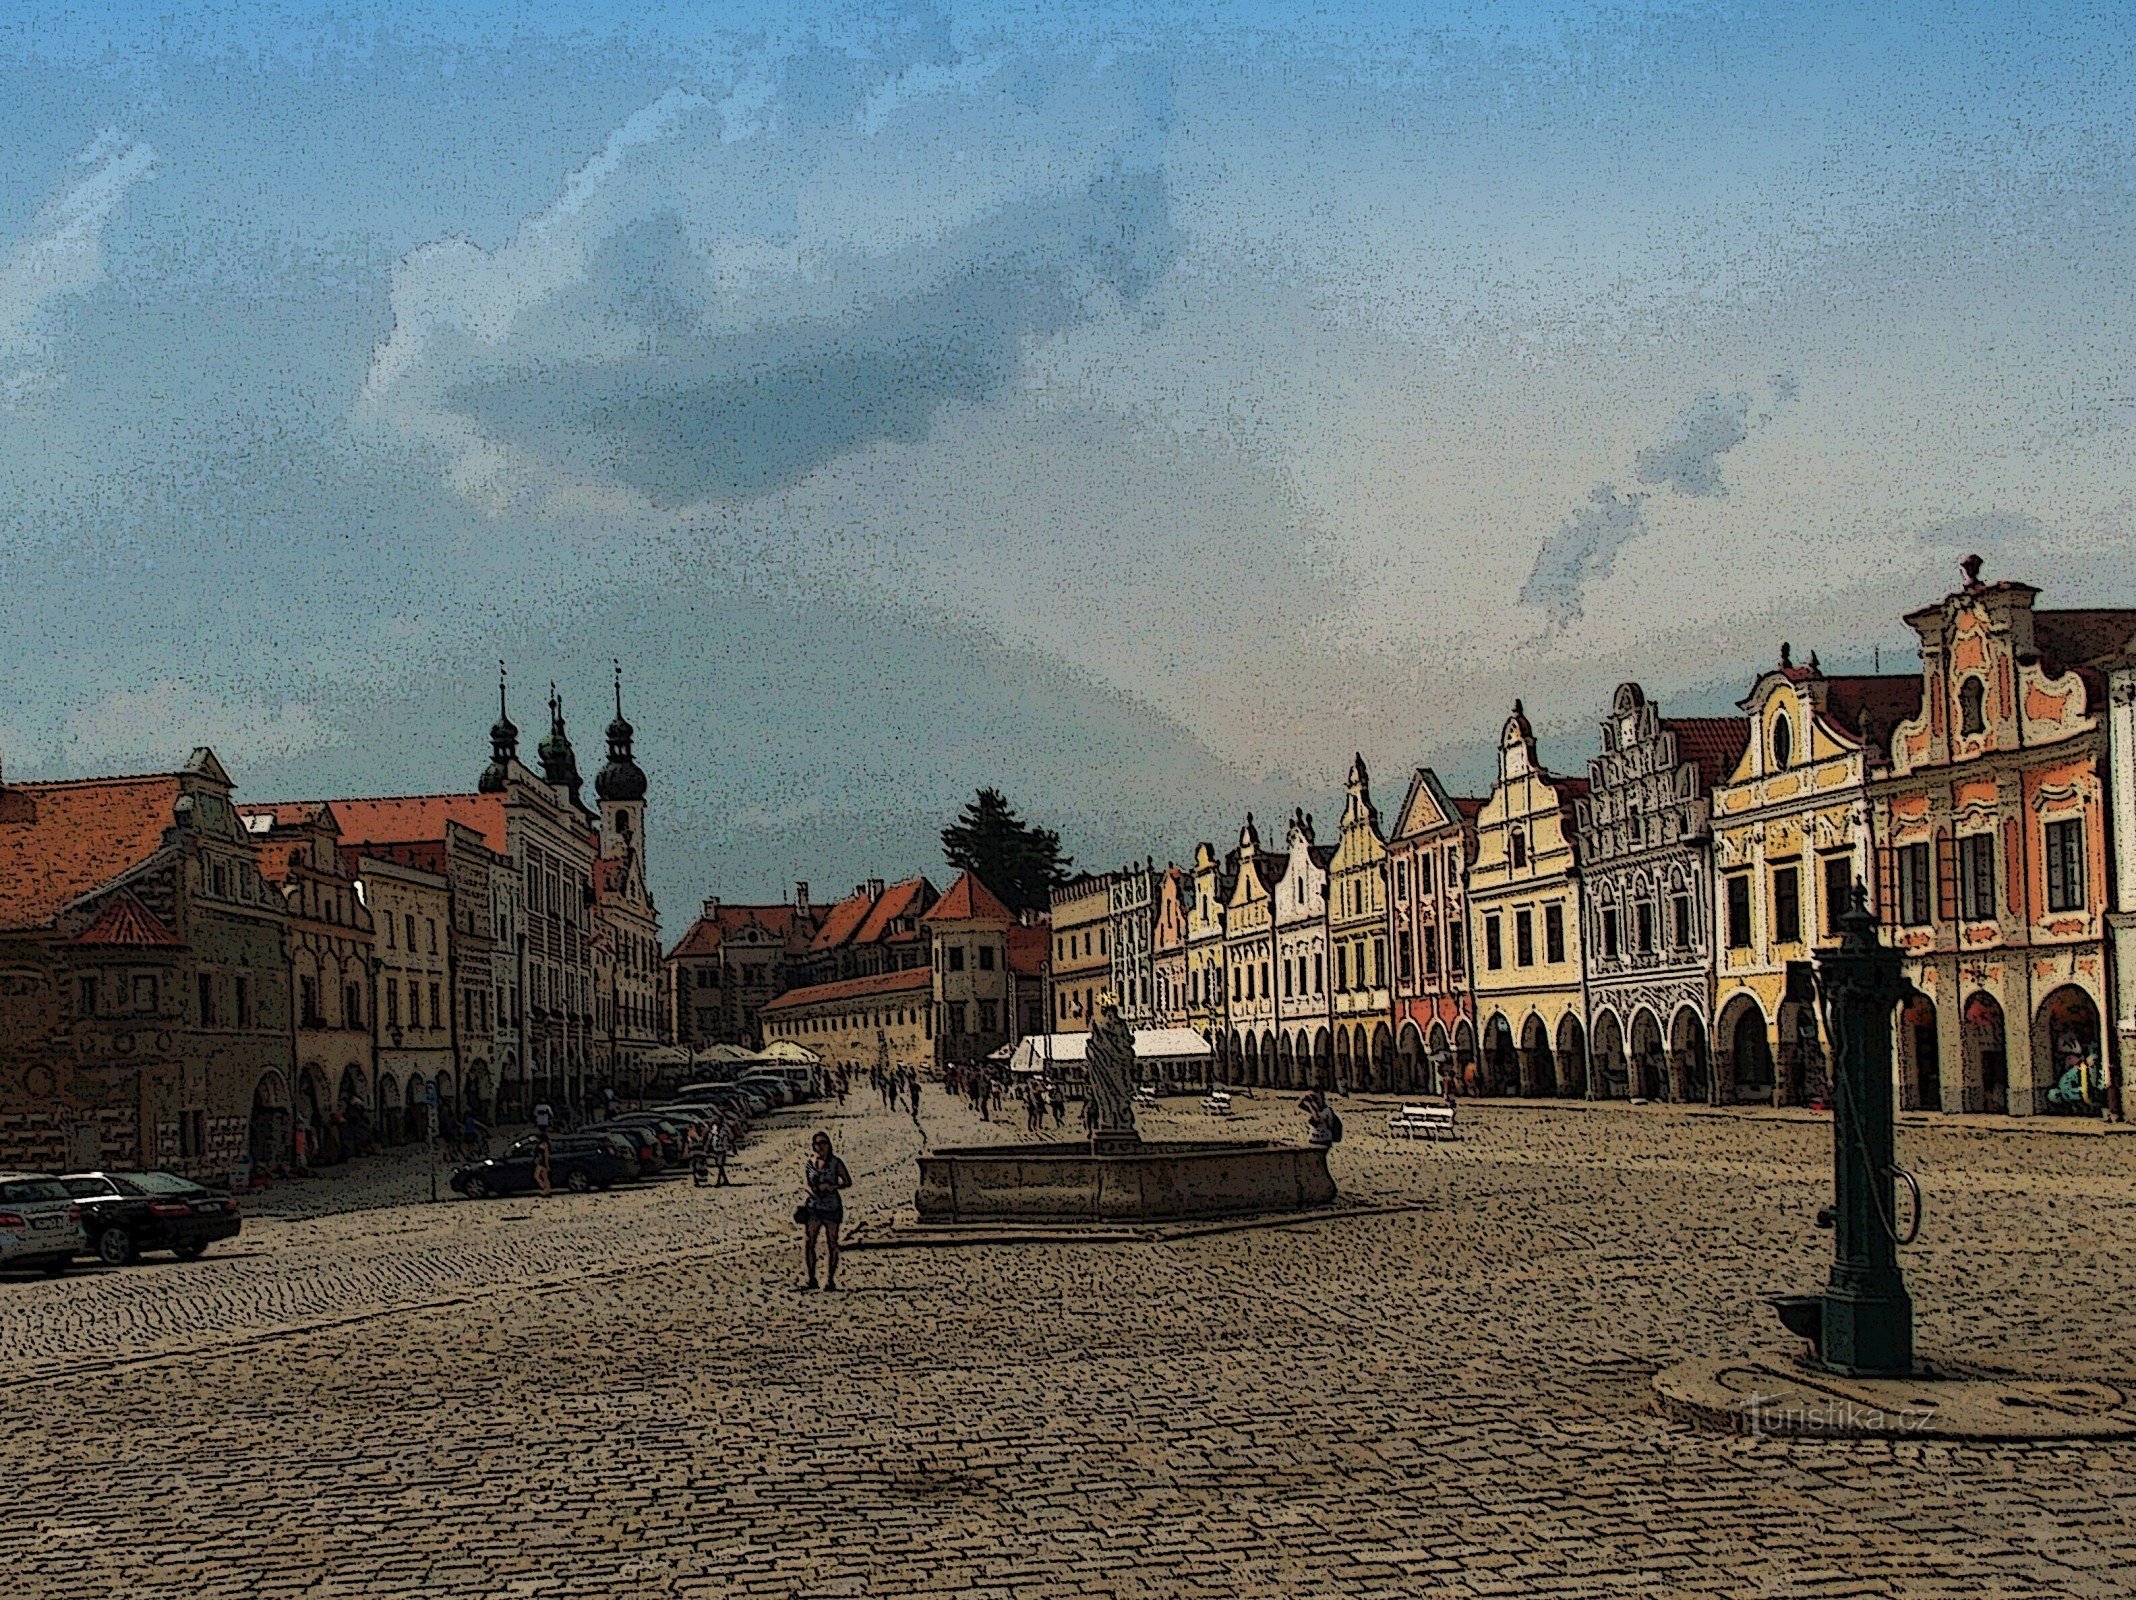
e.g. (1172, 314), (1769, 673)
(761, 981), (934, 1074)
(1327, 760), (1394, 1090)
(1107, 865), (1159, 1027)
(358, 857), (455, 1140)
(1272, 813), (1330, 1091)
(1468, 709), (1589, 1098)
(1386, 769), (1477, 1092)
(1183, 844), (1230, 1057)
(1222, 821), (1279, 1084)
(931, 922), (1013, 1067)
(1050, 875), (1113, 1033)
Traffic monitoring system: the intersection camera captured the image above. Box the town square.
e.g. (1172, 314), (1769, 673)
(6, 3), (2136, 1597)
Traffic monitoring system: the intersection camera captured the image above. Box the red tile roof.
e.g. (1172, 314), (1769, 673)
(807, 886), (880, 953)
(760, 964), (933, 1015)
(2034, 608), (2136, 668)
(0, 774), (183, 931)
(1820, 676), (1924, 762)
(1664, 716), (1751, 793)
(922, 870), (1014, 924)
(1007, 921), (1049, 977)
(308, 794), (510, 856)
(853, 877), (936, 944)
(70, 890), (185, 949)
(668, 902), (816, 960)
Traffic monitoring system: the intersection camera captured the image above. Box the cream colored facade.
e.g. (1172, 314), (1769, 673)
(1221, 817), (1283, 1085)
(760, 967), (934, 1074)
(1327, 756), (1393, 1091)
(1467, 705), (1589, 1097)
(1272, 810), (1331, 1091)
(1711, 647), (1915, 1106)
(1184, 843), (1231, 1063)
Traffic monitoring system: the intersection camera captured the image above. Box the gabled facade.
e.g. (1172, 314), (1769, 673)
(924, 870), (1022, 1067)
(1872, 560), (2133, 1115)
(1221, 816), (1284, 1084)
(593, 672), (661, 1087)
(1327, 757), (1395, 1091)
(1467, 705), (1590, 1097)
(1711, 646), (1919, 1106)
(1272, 810), (1332, 1091)
(0, 749), (293, 1180)
(1183, 843), (1232, 1067)
(1386, 768), (1480, 1094)
(238, 802), (378, 1154)
(1151, 866), (1190, 1030)
(1576, 685), (1747, 1104)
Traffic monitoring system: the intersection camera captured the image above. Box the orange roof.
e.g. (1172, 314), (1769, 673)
(760, 964), (933, 1014)
(922, 870), (1014, 924)
(0, 774), (184, 931)
(807, 886), (880, 953)
(309, 793), (510, 856)
(1007, 921), (1049, 977)
(1663, 717), (1751, 793)
(853, 876), (936, 944)
(669, 902), (816, 960)
(70, 890), (185, 949)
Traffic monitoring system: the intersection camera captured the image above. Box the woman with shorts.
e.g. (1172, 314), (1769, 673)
(802, 1131), (852, 1290)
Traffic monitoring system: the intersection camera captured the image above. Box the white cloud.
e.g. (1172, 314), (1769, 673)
(58, 682), (339, 775)
(0, 133), (157, 408)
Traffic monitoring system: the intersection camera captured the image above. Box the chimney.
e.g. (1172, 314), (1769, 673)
(702, 896), (720, 921)
(794, 881), (810, 915)
(867, 878), (884, 899)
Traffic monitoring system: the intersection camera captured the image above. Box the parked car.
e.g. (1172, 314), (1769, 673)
(450, 1136), (626, 1197)
(0, 1173), (85, 1276)
(582, 1131), (644, 1181)
(602, 1113), (694, 1159)
(58, 1170), (242, 1266)
(584, 1122), (664, 1172)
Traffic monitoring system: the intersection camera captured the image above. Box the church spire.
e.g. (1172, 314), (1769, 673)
(538, 681), (585, 809)
(477, 660), (517, 793)
(596, 658), (647, 803)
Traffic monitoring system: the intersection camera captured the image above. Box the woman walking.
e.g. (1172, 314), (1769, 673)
(801, 1131), (852, 1290)
(534, 1126), (553, 1197)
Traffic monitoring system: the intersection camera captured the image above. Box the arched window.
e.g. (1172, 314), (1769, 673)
(1509, 828), (1528, 870)
(1771, 713), (1793, 769)
(1959, 676), (1986, 736)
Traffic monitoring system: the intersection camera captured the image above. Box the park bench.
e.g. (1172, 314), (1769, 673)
(1388, 1103), (1458, 1141)
(1202, 1090), (1234, 1118)
(1133, 1086), (1160, 1111)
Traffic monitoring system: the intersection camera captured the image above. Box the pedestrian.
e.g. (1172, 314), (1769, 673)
(1299, 1088), (1341, 1149)
(799, 1131), (852, 1290)
(711, 1117), (732, 1186)
(534, 1127), (553, 1197)
(907, 1071), (923, 1125)
(1049, 1081), (1066, 1128)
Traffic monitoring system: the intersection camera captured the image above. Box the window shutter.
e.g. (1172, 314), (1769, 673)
(1934, 828), (1956, 923)
(1875, 843), (1897, 924)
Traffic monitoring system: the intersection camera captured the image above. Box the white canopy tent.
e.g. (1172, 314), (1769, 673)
(1007, 1028), (1214, 1089)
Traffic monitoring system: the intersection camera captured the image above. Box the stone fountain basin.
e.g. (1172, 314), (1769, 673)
(915, 1140), (1336, 1224)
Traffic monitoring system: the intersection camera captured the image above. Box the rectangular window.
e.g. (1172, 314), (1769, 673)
(78, 975), (99, 1016)
(235, 975), (252, 1028)
(1336, 946), (1349, 992)
(978, 946), (996, 971)
(136, 975), (158, 1011)
(1725, 875), (1752, 949)
(948, 1002), (967, 1035)
(427, 918), (438, 954)
(1672, 893), (1692, 949)
(1544, 904), (1565, 965)
(1602, 907), (1620, 961)
(429, 982), (442, 1029)
(1419, 855), (1434, 895)
(1397, 932), (1413, 983)
(1485, 915), (1502, 970)
(1447, 923), (1464, 975)
(1822, 852), (1854, 935)
(2045, 818), (2086, 913)
(979, 1000), (998, 1032)
(1957, 833), (1996, 922)
(405, 914), (416, 951)
(198, 972), (216, 1026)
(1634, 902), (1653, 956)
(1514, 909), (1534, 967)
(1422, 923), (1439, 977)
(1372, 939), (1384, 987)
(386, 980), (400, 1029)
(1772, 864), (1801, 945)
(946, 946), (965, 972)
(1895, 842), (1932, 926)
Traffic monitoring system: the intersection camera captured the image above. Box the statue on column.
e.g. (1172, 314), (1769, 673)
(1085, 991), (1140, 1150)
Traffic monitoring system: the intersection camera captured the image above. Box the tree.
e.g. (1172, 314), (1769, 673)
(941, 788), (1073, 916)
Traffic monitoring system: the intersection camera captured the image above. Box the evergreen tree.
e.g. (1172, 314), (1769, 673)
(940, 788), (1073, 916)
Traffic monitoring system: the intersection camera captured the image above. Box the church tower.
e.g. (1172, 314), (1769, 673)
(595, 661), (648, 871)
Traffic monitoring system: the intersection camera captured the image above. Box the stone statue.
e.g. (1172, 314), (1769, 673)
(1085, 992), (1140, 1149)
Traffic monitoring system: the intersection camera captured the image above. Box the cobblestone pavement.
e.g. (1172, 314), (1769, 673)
(5, 1087), (2136, 1599)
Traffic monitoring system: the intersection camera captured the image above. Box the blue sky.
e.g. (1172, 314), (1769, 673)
(2, 2), (2131, 913)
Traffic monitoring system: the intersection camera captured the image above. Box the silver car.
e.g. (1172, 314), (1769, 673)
(0, 1173), (86, 1276)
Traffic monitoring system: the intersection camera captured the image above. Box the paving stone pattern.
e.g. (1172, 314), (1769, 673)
(4, 1091), (2135, 1598)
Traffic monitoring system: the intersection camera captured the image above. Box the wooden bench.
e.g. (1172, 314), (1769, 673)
(1133, 1086), (1160, 1110)
(1201, 1091), (1235, 1118)
(1388, 1103), (1458, 1140)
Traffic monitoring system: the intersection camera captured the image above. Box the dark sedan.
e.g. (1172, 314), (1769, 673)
(450, 1136), (625, 1197)
(59, 1170), (242, 1266)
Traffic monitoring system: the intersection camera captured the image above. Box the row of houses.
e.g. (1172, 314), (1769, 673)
(1052, 561), (2135, 1118)
(0, 676), (663, 1181)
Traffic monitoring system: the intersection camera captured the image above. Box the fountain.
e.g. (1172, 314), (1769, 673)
(914, 993), (1336, 1224)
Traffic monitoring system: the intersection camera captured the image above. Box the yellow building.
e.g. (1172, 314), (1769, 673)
(1467, 704), (1589, 1097)
(1326, 756), (1396, 1090)
(759, 966), (935, 1075)
(1048, 873), (1114, 1034)
(1184, 842), (1232, 1070)
(1710, 645), (1920, 1105)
